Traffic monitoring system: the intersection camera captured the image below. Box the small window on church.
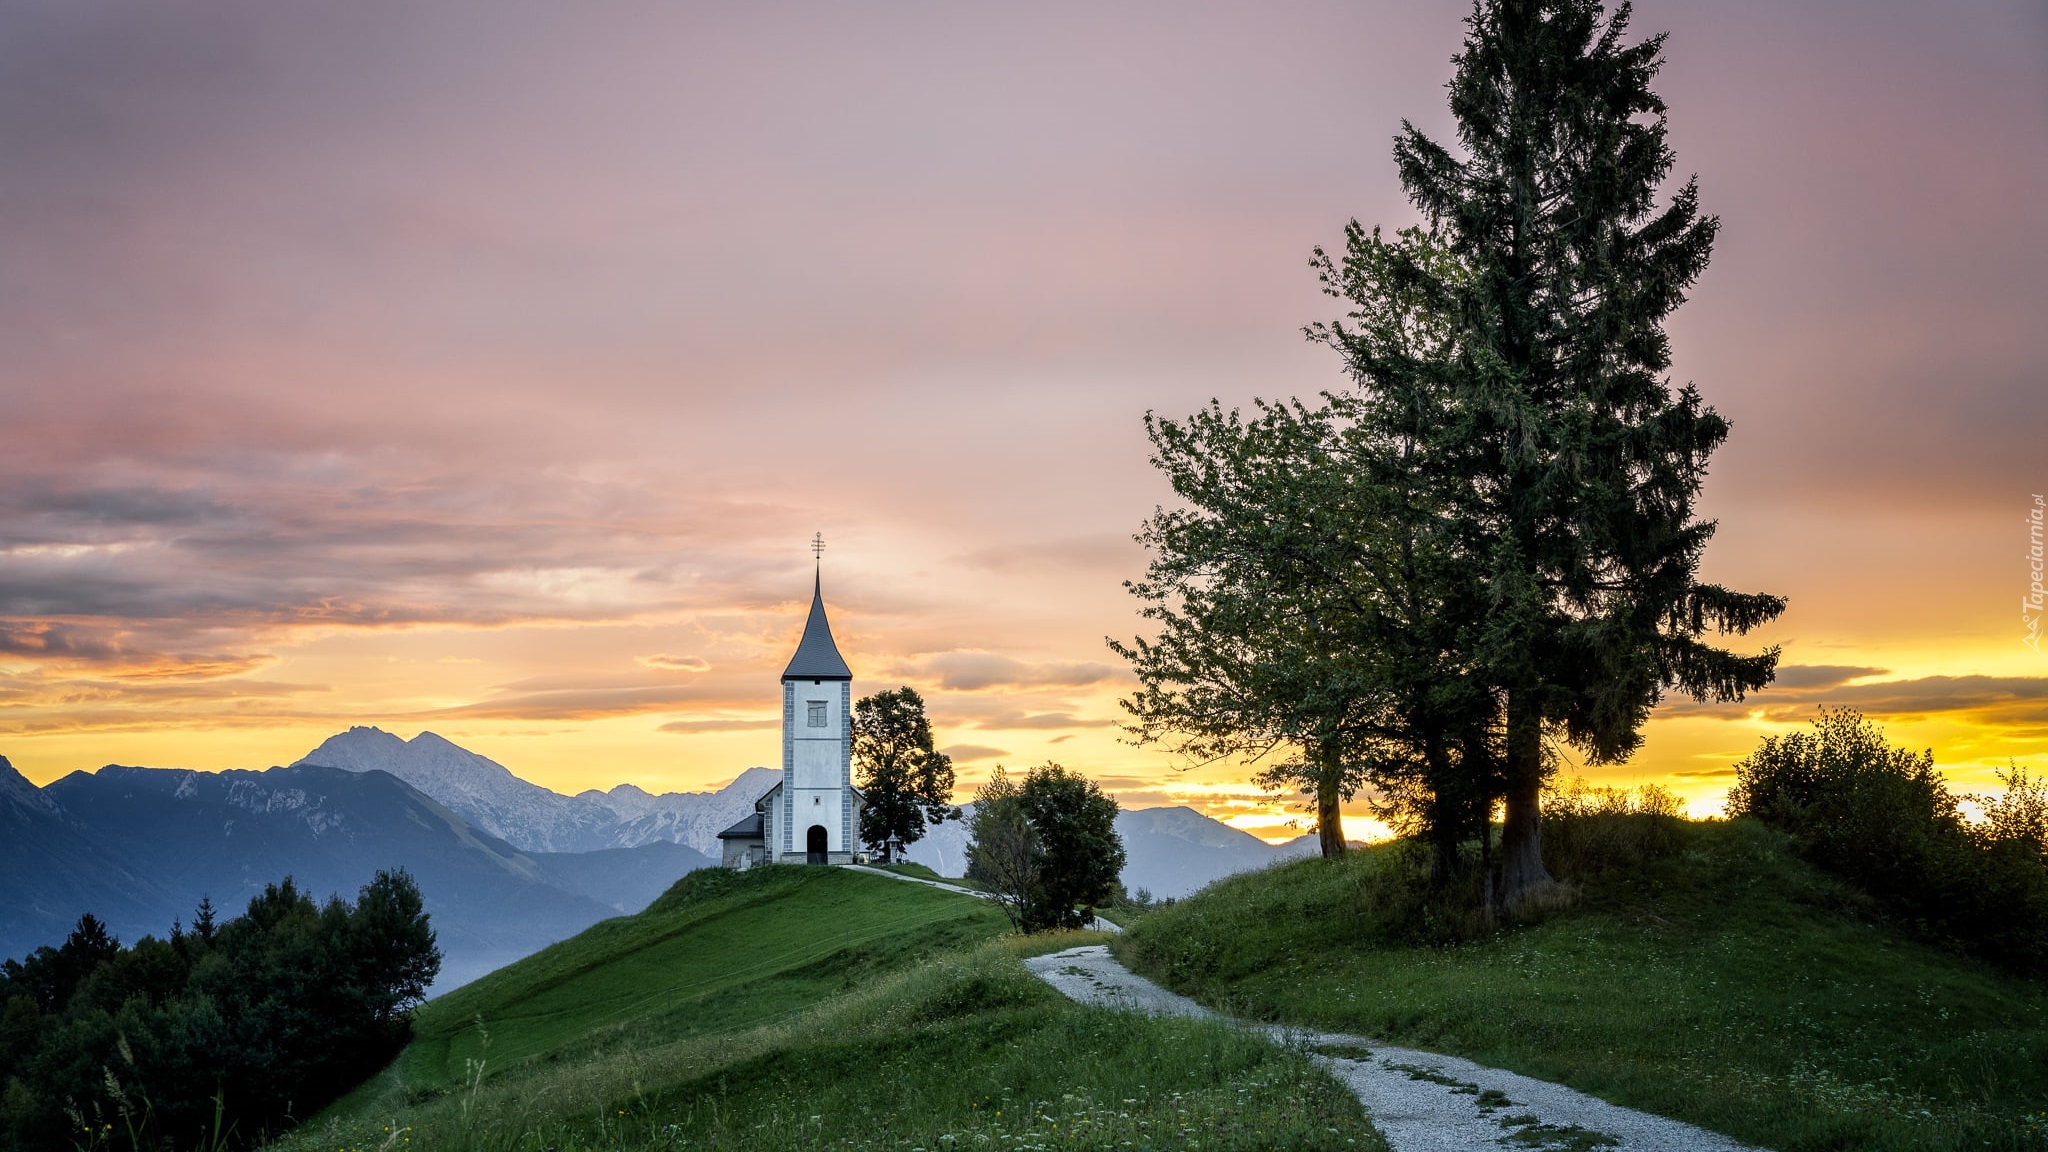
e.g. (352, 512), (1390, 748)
(807, 701), (827, 728)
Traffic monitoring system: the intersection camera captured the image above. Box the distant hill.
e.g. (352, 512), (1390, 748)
(5, 726), (1316, 985)
(528, 841), (718, 913)
(1115, 806), (1319, 899)
(0, 755), (168, 956)
(901, 802), (1317, 899)
(293, 727), (778, 855)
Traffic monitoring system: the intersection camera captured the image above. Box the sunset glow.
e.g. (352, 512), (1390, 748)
(2, 0), (2043, 843)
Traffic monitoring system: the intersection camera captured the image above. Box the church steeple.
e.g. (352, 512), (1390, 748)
(782, 569), (852, 681)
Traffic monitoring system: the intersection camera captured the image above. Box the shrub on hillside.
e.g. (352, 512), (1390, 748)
(1727, 708), (2048, 974)
(1541, 778), (1686, 879)
(0, 870), (440, 1150)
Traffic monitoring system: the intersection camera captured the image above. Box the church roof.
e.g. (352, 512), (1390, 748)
(716, 812), (765, 840)
(782, 570), (852, 681)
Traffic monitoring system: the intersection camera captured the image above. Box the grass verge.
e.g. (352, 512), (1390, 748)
(1114, 818), (2048, 1152)
(284, 866), (1385, 1152)
(869, 861), (987, 891)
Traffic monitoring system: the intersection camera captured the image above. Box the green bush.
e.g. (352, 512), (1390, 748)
(1727, 707), (2048, 975)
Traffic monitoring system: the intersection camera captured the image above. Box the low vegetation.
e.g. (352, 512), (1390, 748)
(1114, 808), (2048, 1152)
(284, 865), (1385, 1152)
(1729, 707), (2048, 975)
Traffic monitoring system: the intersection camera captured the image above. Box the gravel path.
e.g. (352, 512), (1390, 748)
(1022, 944), (1758, 1152)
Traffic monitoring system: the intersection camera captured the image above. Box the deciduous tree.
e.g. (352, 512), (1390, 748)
(853, 686), (959, 862)
(966, 764), (1125, 932)
(965, 768), (1040, 932)
(1016, 763), (1125, 931)
(1114, 384), (1496, 869)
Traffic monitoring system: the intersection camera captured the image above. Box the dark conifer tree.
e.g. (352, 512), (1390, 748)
(1390, 0), (1785, 906)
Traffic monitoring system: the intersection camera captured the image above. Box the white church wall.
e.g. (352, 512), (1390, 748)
(782, 675), (853, 854)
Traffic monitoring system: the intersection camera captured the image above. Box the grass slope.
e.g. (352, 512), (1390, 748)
(1114, 818), (2048, 1152)
(286, 865), (1385, 1152)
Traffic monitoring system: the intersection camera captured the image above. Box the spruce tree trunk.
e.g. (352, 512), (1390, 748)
(1423, 733), (1458, 886)
(1317, 788), (1347, 858)
(1429, 822), (1459, 888)
(1497, 688), (1558, 910)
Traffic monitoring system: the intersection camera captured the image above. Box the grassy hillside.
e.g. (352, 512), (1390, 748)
(1114, 818), (2048, 1152)
(284, 865), (1384, 1152)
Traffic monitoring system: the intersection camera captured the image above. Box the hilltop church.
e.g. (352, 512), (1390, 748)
(716, 570), (864, 867)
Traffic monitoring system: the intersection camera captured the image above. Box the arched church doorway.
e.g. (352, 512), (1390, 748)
(806, 824), (828, 865)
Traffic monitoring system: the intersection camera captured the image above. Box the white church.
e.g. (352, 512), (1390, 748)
(716, 569), (865, 867)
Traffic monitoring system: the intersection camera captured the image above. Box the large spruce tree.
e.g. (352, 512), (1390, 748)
(1390, 0), (1785, 906)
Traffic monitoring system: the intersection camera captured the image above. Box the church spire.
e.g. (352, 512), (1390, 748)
(783, 561), (852, 681)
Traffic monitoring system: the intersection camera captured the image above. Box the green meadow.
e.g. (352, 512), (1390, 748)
(282, 865), (1383, 1152)
(1114, 817), (2048, 1152)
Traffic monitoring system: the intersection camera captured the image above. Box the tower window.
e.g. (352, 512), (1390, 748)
(807, 701), (827, 727)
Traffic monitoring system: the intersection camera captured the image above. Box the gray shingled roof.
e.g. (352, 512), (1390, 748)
(716, 812), (764, 839)
(782, 570), (852, 681)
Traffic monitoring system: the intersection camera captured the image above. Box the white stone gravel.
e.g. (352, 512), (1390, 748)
(1022, 944), (1760, 1152)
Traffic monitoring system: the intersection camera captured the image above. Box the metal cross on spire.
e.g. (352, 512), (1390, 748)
(811, 531), (826, 563)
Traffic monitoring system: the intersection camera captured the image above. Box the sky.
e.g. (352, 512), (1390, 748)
(2, 0), (2044, 841)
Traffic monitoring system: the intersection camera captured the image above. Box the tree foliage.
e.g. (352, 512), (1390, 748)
(0, 869), (441, 1150)
(1113, 387), (1496, 866)
(1116, 0), (1783, 908)
(1380, 0), (1785, 906)
(967, 764), (1126, 933)
(964, 768), (1040, 932)
(853, 686), (959, 861)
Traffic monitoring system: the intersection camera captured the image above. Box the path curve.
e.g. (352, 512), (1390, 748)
(1023, 944), (1757, 1152)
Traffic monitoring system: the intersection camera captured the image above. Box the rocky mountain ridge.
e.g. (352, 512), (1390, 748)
(293, 727), (779, 855)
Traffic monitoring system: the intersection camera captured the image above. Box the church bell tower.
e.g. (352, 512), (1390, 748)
(776, 540), (857, 864)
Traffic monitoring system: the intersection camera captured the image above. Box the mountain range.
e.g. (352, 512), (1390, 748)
(1, 753), (725, 989)
(293, 727), (780, 855)
(5, 728), (1320, 990)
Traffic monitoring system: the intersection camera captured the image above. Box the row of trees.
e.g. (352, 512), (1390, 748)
(1113, 0), (1785, 910)
(0, 871), (439, 1150)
